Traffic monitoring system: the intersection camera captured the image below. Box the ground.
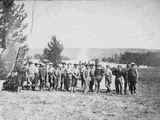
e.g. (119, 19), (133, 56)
(0, 68), (160, 120)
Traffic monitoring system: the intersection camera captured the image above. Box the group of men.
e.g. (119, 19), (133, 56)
(112, 63), (139, 95)
(6, 60), (139, 95)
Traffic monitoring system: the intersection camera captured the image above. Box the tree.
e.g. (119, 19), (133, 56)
(0, 0), (27, 50)
(0, 0), (28, 72)
(43, 36), (63, 67)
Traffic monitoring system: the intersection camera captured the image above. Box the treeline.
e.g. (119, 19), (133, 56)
(102, 52), (160, 67)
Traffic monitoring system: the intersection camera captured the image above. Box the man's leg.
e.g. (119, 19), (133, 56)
(84, 80), (87, 93)
(97, 81), (100, 93)
(128, 80), (132, 94)
(70, 78), (73, 93)
(124, 80), (127, 94)
(54, 79), (57, 90)
(115, 79), (119, 94)
(61, 76), (64, 90)
(133, 80), (137, 94)
(105, 77), (110, 92)
(130, 81), (133, 94)
(81, 79), (85, 90)
(94, 79), (98, 93)
(64, 78), (67, 91)
(119, 78), (123, 95)
(89, 78), (94, 92)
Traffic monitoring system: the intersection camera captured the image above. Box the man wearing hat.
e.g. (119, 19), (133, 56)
(39, 63), (47, 90)
(14, 61), (26, 92)
(83, 64), (91, 93)
(79, 63), (85, 90)
(27, 61), (35, 90)
(114, 65), (123, 94)
(128, 62), (138, 94)
(65, 63), (72, 91)
(89, 63), (95, 92)
(94, 64), (104, 93)
(71, 63), (80, 92)
(31, 63), (39, 90)
(54, 66), (61, 91)
(104, 65), (112, 93)
(47, 63), (55, 90)
(122, 64), (130, 94)
(60, 62), (66, 91)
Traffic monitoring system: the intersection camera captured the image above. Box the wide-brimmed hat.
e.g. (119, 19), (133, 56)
(48, 62), (53, 65)
(131, 62), (136, 65)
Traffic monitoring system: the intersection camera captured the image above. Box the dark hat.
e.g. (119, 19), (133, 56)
(35, 63), (38, 65)
(28, 61), (33, 64)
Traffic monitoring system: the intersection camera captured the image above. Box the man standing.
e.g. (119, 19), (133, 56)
(83, 64), (91, 93)
(122, 64), (130, 94)
(94, 64), (104, 93)
(48, 63), (55, 90)
(65, 63), (72, 91)
(27, 62), (37, 91)
(54, 66), (61, 91)
(104, 65), (112, 93)
(128, 63), (138, 94)
(39, 63), (47, 90)
(33, 63), (40, 90)
(79, 63), (85, 90)
(114, 65), (123, 95)
(15, 61), (26, 92)
(71, 63), (80, 92)
(60, 63), (66, 91)
(89, 64), (95, 92)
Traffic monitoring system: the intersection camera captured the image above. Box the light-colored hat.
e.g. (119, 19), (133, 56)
(48, 62), (53, 65)
(131, 62), (136, 65)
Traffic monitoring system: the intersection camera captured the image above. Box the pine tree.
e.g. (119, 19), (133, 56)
(43, 36), (63, 67)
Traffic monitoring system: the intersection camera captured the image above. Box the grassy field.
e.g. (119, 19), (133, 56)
(138, 67), (160, 97)
(0, 68), (159, 120)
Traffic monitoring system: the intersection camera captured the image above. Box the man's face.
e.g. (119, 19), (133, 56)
(118, 65), (122, 70)
(87, 65), (90, 69)
(132, 64), (136, 69)
(49, 64), (52, 68)
(106, 66), (109, 69)
(90, 65), (93, 69)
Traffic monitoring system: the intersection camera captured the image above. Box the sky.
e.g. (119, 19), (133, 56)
(18, 0), (160, 49)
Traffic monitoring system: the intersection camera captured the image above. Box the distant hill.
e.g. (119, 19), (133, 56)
(29, 48), (160, 60)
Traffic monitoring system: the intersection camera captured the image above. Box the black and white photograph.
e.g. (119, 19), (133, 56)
(0, 0), (160, 120)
